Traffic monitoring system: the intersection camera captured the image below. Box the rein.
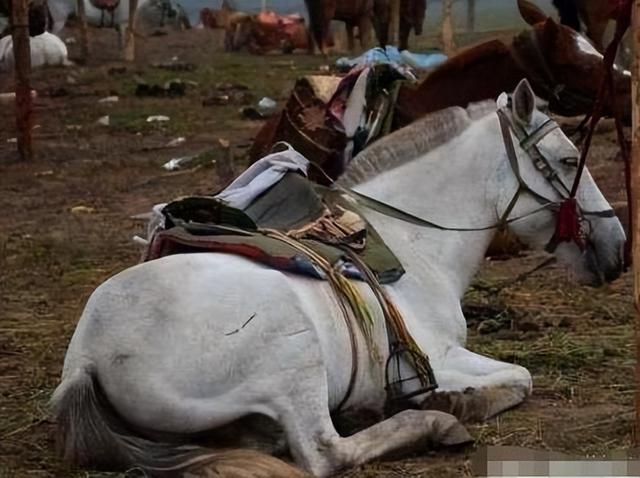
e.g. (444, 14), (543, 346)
(340, 108), (614, 249)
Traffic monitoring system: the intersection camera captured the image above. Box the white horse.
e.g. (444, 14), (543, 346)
(0, 31), (69, 71)
(48, 0), (186, 38)
(51, 79), (625, 477)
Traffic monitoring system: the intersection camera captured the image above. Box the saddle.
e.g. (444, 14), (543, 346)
(142, 150), (436, 407)
(144, 172), (404, 285)
(248, 65), (407, 185)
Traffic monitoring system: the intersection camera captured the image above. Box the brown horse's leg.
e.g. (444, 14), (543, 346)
(358, 15), (372, 49)
(399, 17), (411, 51)
(346, 23), (355, 52)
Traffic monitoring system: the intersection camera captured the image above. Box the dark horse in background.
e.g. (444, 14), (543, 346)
(394, 0), (630, 127)
(304, 0), (374, 53)
(0, 0), (52, 37)
(251, 0), (630, 180)
(304, 0), (426, 53)
(552, 0), (618, 51)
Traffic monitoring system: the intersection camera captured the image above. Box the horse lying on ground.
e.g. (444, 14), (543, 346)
(52, 79), (624, 477)
(0, 31), (69, 71)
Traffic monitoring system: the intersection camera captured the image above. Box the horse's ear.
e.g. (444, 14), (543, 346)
(517, 0), (548, 26)
(542, 17), (560, 41)
(512, 79), (536, 124)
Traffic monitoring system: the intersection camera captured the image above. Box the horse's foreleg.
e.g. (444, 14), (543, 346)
(273, 376), (471, 477)
(358, 16), (372, 49)
(421, 346), (532, 423)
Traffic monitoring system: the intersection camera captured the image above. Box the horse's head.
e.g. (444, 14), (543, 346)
(516, 0), (631, 122)
(497, 79), (625, 286)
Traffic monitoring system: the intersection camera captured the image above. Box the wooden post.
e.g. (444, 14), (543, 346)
(467, 0), (475, 33)
(441, 0), (455, 55)
(11, 0), (32, 161)
(389, 0), (400, 46)
(632, 0), (640, 447)
(76, 0), (90, 63)
(123, 0), (138, 61)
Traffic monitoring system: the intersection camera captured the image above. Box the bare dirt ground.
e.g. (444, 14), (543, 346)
(0, 25), (634, 478)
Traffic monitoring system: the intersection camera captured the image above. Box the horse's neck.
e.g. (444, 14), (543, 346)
(396, 42), (525, 126)
(352, 114), (504, 297)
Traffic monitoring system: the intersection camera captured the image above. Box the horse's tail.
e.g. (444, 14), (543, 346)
(51, 365), (308, 477)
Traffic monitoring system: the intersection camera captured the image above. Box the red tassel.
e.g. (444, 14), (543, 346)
(548, 198), (584, 251)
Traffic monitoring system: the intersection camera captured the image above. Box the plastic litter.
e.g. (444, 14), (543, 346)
(162, 156), (194, 171)
(147, 115), (170, 123)
(98, 95), (119, 103)
(165, 137), (186, 147)
(258, 97), (277, 116)
(96, 115), (110, 126)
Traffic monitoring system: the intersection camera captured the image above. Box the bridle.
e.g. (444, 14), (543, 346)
(512, 29), (598, 117)
(496, 100), (615, 252)
(344, 102), (615, 253)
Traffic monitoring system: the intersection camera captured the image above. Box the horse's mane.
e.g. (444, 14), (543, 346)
(420, 40), (513, 87)
(338, 101), (495, 187)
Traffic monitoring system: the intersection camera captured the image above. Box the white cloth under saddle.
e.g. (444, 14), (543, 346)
(214, 142), (309, 210)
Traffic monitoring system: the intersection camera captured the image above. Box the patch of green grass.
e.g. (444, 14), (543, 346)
(471, 331), (622, 374)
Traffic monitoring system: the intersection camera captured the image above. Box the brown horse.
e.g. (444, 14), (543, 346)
(393, 0), (630, 128)
(553, 0), (617, 51)
(250, 0), (630, 181)
(304, 0), (373, 53)
(372, 0), (427, 51)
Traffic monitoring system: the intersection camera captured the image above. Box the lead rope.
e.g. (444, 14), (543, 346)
(555, 0), (632, 263)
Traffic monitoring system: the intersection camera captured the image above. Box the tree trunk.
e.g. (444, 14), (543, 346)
(467, 0), (475, 32)
(632, 0), (640, 447)
(441, 0), (455, 55)
(11, 0), (32, 161)
(123, 0), (138, 61)
(76, 0), (90, 62)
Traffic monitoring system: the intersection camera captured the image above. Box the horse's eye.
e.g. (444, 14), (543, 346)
(559, 157), (579, 167)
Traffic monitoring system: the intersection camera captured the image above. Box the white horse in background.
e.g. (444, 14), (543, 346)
(51, 80), (625, 477)
(0, 31), (69, 71)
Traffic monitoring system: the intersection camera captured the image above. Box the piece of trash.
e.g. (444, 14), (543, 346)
(0, 90), (38, 104)
(257, 97), (277, 116)
(70, 205), (96, 214)
(218, 138), (230, 148)
(35, 170), (54, 177)
(202, 94), (230, 106)
(96, 115), (110, 126)
(241, 96), (278, 120)
(64, 37), (76, 44)
(136, 79), (186, 98)
(7, 138), (17, 143)
(98, 95), (119, 103)
(162, 156), (194, 171)
(165, 137), (186, 147)
(147, 115), (170, 123)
